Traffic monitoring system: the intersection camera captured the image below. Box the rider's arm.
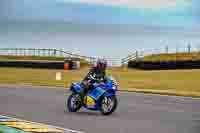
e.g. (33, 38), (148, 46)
(83, 67), (95, 81)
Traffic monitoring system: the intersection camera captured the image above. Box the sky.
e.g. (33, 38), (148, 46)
(1, 0), (199, 27)
(1, 0), (200, 65)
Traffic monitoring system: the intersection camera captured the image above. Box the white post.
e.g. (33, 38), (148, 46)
(56, 72), (62, 81)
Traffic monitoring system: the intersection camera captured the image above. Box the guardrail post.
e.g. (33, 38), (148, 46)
(42, 49), (45, 56)
(53, 49), (56, 56)
(165, 45), (168, 54)
(121, 59), (124, 65)
(188, 44), (191, 53)
(33, 48), (35, 56)
(136, 51), (138, 61)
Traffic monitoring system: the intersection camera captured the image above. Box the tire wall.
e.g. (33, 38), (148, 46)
(0, 60), (80, 70)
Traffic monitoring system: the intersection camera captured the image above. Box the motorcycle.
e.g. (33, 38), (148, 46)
(65, 75), (118, 115)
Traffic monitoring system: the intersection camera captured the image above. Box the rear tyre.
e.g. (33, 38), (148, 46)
(67, 93), (82, 112)
(100, 96), (118, 115)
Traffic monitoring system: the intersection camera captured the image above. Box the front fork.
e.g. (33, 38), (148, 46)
(78, 91), (85, 103)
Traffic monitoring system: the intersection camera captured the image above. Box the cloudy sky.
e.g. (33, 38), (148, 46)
(0, 0), (199, 27)
(1, 0), (200, 65)
(59, 0), (191, 8)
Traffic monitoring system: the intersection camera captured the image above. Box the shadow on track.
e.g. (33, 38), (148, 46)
(64, 109), (118, 117)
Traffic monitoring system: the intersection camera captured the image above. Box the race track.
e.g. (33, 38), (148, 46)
(0, 85), (200, 133)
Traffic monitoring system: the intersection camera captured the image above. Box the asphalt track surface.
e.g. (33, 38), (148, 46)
(0, 85), (200, 133)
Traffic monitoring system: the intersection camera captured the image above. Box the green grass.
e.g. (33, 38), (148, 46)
(142, 52), (200, 62)
(0, 67), (89, 87)
(111, 67), (200, 97)
(0, 67), (200, 97)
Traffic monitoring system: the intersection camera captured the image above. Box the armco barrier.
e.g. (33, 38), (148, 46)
(0, 60), (78, 70)
(128, 60), (200, 70)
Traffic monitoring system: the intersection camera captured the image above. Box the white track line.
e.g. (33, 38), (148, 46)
(0, 114), (85, 133)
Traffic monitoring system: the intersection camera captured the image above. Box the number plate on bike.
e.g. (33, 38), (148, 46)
(86, 96), (95, 107)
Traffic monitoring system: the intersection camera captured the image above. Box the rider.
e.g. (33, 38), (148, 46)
(81, 58), (108, 95)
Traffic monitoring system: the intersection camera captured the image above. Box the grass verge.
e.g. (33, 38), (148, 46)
(0, 67), (200, 97)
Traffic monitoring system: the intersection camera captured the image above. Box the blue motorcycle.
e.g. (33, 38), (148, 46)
(65, 75), (118, 115)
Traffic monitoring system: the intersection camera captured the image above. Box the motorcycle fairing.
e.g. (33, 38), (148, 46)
(70, 83), (82, 93)
(88, 87), (105, 101)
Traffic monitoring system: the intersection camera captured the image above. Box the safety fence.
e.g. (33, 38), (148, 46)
(0, 48), (96, 64)
(121, 44), (200, 65)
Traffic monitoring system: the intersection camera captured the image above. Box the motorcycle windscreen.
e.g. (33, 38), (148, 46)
(88, 87), (105, 101)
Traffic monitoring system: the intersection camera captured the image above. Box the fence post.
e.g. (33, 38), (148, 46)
(38, 49), (40, 56)
(33, 48), (35, 56)
(121, 58), (124, 65)
(165, 45), (168, 53)
(136, 51), (138, 61)
(43, 49), (45, 56)
(188, 43), (191, 53)
(53, 49), (56, 56)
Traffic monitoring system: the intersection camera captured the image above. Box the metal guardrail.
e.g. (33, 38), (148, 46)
(121, 47), (200, 66)
(121, 53), (137, 65)
(0, 48), (96, 64)
(121, 51), (144, 65)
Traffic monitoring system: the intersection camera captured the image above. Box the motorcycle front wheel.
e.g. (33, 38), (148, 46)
(100, 96), (118, 115)
(66, 93), (82, 112)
